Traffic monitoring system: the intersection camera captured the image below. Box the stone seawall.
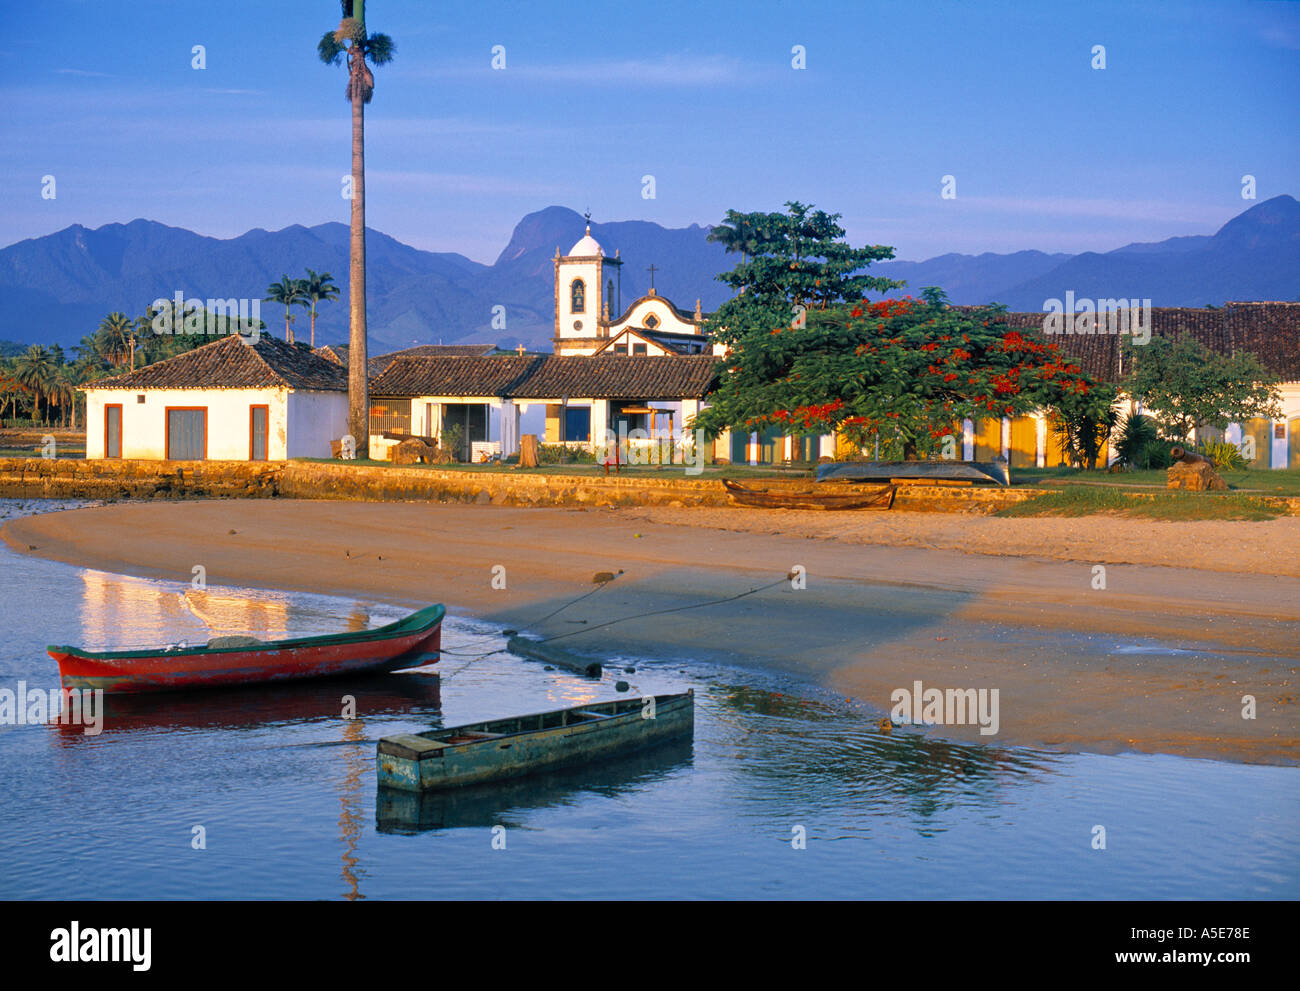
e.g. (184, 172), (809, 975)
(276, 461), (731, 507)
(4, 457), (1297, 515)
(0, 458), (281, 500)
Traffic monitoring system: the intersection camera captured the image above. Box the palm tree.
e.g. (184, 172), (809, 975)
(96, 312), (134, 368)
(14, 345), (55, 424)
(264, 276), (308, 342)
(319, 0), (395, 458)
(46, 367), (77, 429)
(302, 268), (340, 348)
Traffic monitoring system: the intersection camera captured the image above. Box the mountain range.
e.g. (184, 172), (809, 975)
(2, 195), (1296, 353)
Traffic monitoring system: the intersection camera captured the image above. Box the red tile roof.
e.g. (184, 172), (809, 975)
(370, 354), (720, 400)
(86, 334), (349, 391)
(969, 302), (1300, 383)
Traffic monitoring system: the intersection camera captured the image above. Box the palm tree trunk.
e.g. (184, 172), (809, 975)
(348, 65), (370, 458)
(310, 304), (317, 348)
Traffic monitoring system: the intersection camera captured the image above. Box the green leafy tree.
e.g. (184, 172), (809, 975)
(319, 0), (396, 458)
(706, 201), (903, 343)
(302, 268), (340, 348)
(1122, 336), (1281, 442)
(1051, 384), (1119, 470)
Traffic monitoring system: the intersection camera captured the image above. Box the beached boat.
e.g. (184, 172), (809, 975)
(723, 478), (897, 510)
(47, 604), (444, 694)
(816, 459), (1010, 486)
(377, 690), (694, 792)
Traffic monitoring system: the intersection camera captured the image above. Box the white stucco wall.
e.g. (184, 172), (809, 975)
(556, 257), (603, 340)
(608, 296), (699, 337)
(286, 391), (349, 459)
(84, 387), (347, 461)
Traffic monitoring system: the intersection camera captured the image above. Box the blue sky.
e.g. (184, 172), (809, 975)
(2, 0), (1298, 263)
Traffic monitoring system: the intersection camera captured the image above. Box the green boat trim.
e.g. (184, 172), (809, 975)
(378, 691), (695, 791)
(48, 603), (446, 660)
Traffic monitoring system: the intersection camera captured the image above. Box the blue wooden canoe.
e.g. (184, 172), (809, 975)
(377, 690), (694, 792)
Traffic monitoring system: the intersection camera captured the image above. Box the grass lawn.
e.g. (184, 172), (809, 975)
(997, 487), (1286, 520)
(0, 448), (85, 459)
(1012, 466), (1300, 496)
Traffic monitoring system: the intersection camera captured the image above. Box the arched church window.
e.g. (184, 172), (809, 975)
(644, 314), (660, 329)
(570, 279), (586, 313)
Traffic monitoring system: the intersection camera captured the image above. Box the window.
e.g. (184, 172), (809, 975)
(166, 407), (207, 460)
(632, 343), (648, 355)
(104, 404), (122, 458)
(369, 400), (411, 437)
(570, 279), (586, 313)
(564, 407), (591, 442)
(644, 314), (659, 329)
(250, 405), (269, 461)
(613, 344), (628, 354)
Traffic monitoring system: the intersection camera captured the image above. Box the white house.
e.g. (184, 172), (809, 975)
(82, 334), (349, 461)
(368, 353), (719, 462)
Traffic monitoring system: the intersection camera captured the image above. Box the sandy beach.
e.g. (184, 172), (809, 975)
(5, 499), (1297, 764)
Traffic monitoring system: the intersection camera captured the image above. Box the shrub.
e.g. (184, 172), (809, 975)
(1138, 438), (1173, 470)
(1116, 413), (1171, 469)
(539, 444), (595, 464)
(1198, 440), (1248, 471)
(441, 423), (466, 462)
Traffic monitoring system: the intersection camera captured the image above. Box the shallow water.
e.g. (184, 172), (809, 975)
(0, 499), (1295, 899)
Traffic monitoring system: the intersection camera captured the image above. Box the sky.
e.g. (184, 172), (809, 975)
(2, 0), (1298, 264)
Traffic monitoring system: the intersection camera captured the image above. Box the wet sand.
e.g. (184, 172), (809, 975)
(4, 500), (1297, 764)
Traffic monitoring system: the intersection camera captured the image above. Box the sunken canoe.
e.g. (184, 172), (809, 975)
(377, 690), (694, 792)
(816, 459), (1010, 486)
(723, 478), (896, 510)
(47, 604), (444, 694)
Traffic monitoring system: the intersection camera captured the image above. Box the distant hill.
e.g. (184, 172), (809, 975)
(874, 195), (1300, 307)
(2, 196), (1296, 352)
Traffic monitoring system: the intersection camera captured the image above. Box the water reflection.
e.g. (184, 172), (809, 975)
(376, 739), (695, 833)
(339, 717), (367, 901)
(74, 568), (386, 652)
(50, 673), (442, 741)
(708, 682), (1063, 833)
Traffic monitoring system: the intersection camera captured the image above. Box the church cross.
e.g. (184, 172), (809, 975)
(646, 264), (659, 291)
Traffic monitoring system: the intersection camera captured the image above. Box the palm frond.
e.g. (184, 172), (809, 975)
(364, 33), (395, 65)
(318, 31), (345, 65)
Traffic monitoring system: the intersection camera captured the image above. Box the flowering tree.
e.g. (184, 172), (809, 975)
(697, 288), (1111, 460)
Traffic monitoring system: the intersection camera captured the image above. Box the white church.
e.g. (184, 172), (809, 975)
(551, 221), (720, 358)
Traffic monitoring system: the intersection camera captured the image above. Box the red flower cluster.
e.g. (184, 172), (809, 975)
(864, 298), (914, 318)
(771, 399), (845, 428)
(1000, 331), (1047, 355)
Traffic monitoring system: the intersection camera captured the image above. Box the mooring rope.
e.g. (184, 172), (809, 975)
(531, 574), (792, 645)
(435, 570), (791, 680)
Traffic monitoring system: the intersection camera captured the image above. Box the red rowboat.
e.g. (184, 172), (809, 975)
(47, 604), (444, 694)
